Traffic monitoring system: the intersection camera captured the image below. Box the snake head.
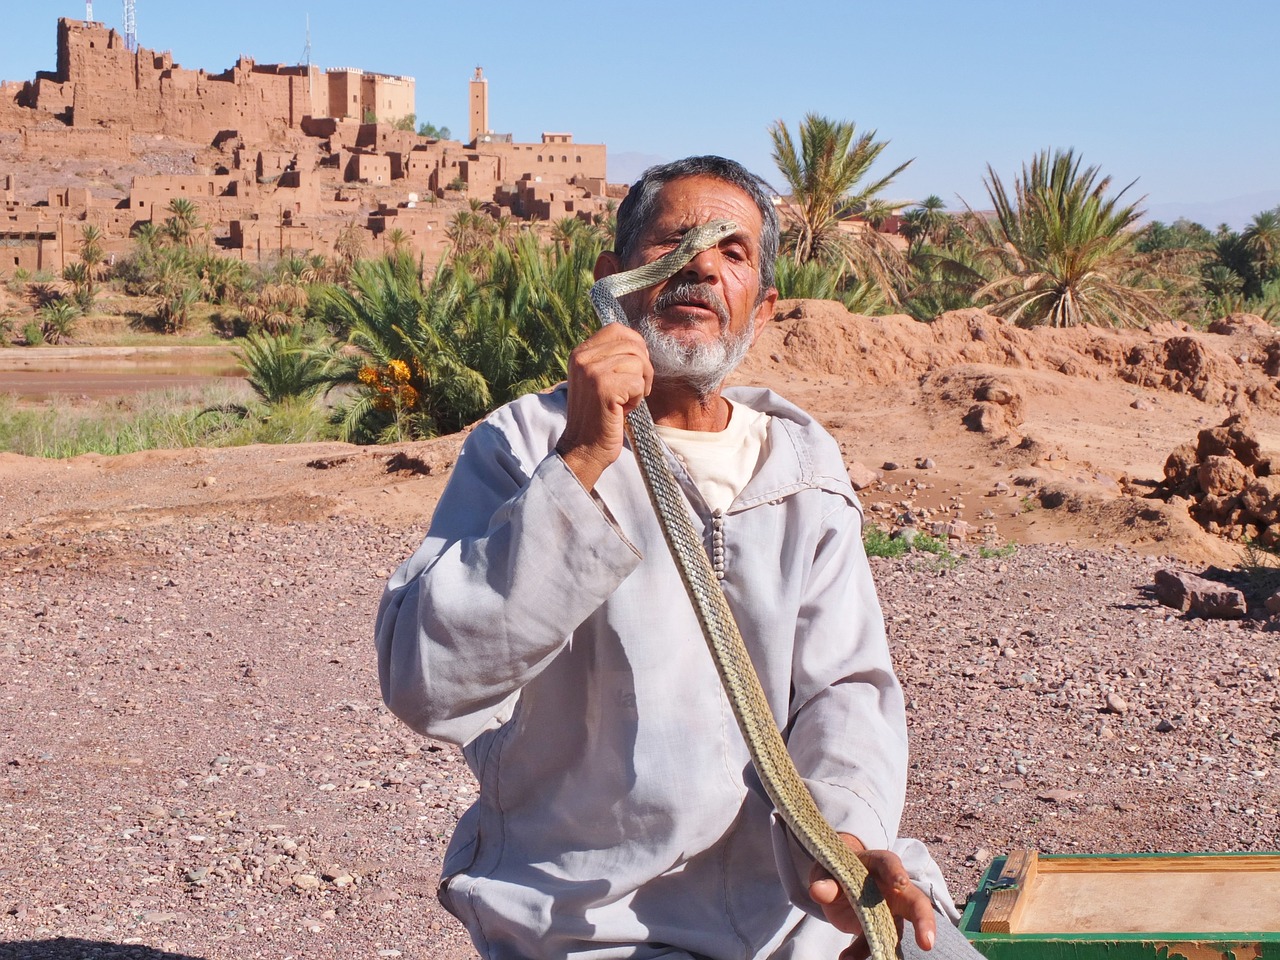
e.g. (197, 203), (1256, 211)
(676, 219), (739, 259)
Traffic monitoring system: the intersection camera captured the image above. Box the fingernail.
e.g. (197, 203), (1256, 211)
(922, 929), (935, 951)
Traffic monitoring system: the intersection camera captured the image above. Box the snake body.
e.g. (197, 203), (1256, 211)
(589, 220), (900, 960)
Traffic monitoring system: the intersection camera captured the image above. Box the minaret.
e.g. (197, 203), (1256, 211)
(469, 66), (488, 144)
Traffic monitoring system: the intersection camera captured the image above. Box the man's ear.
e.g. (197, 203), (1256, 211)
(594, 251), (621, 281)
(750, 287), (779, 345)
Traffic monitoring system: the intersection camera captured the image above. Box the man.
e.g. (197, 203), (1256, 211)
(375, 156), (979, 959)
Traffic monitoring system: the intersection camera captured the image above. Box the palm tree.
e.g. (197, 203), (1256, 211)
(37, 300), (81, 344)
(146, 251), (200, 332)
(772, 257), (886, 315)
(769, 113), (911, 299)
(78, 224), (106, 303)
(445, 212), (495, 262)
(914, 195), (950, 246)
(131, 222), (163, 259)
(1242, 210), (1280, 281)
(62, 261), (92, 308)
(315, 253), (487, 442)
(946, 149), (1166, 328)
(334, 222), (366, 272)
(236, 330), (326, 404)
(467, 229), (602, 398)
(163, 198), (203, 249)
(384, 228), (412, 257)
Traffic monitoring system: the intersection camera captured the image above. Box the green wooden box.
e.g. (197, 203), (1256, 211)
(959, 850), (1280, 959)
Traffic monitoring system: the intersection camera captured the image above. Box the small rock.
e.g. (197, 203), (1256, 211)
(1037, 788), (1084, 803)
(882, 461), (901, 472)
(198, 476), (217, 488)
(1131, 399), (1152, 411)
(1155, 718), (1176, 733)
(292, 874), (321, 891)
(916, 457), (936, 470)
(1103, 692), (1128, 715)
(847, 461), (881, 491)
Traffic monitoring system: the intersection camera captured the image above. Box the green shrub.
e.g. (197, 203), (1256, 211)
(978, 543), (1018, 559)
(863, 524), (909, 558)
(236, 330), (326, 405)
(863, 523), (959, 566)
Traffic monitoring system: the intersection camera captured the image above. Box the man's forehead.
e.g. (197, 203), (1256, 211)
(646, 176), (762, 234)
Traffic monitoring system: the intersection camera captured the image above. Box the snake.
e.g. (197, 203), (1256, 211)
(589, 219), (900, 960)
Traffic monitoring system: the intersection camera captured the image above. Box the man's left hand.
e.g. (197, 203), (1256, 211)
(808, 833), (937, 959)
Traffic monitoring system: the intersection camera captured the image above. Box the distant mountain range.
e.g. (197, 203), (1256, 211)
(1140, 191), (1280, 231)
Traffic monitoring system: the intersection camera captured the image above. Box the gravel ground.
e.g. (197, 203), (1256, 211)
(1, 511), (1277, 959)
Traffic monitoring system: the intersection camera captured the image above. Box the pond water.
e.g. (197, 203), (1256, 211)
(0, 346), (245, 402)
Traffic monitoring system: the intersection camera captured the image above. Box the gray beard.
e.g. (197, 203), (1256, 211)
(628, 283), (753, 398)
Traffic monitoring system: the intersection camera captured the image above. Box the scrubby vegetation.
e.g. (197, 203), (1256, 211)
(4, 119), (1280, 454)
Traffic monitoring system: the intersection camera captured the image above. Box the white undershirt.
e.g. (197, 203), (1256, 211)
(653, 401), (771, 513)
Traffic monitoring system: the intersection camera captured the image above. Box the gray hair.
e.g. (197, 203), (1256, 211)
(614, 156), (779, 300)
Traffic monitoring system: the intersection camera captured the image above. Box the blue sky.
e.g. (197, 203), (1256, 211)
(6, 1), (1278, 227)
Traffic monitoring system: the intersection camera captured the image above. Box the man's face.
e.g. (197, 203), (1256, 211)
(601, 175), (778, 391)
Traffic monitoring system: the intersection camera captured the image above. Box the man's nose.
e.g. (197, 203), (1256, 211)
(679, 245), (721, 284)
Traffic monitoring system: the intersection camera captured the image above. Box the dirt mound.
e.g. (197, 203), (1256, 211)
(733, 301), (1280, 566)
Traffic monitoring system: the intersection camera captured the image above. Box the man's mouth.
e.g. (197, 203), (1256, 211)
(652, 283), (729, 327)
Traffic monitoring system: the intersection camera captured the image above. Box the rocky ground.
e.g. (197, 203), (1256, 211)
(2, 306), (1280, 958)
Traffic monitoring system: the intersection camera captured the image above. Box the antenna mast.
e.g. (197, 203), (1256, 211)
(123, 0), (137, 52)
(300, 14), (312, 68)
(86, 1), (94, 21)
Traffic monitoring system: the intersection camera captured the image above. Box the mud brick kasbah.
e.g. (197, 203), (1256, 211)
(0, 18), (612, 273)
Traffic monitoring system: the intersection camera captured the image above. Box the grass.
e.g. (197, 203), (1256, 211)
(0, 383), (338, 457)
(863, 523), (958, 565)
(978, 542), (1018, 559)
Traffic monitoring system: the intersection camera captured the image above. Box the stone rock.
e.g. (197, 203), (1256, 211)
(1266, 591), (1280, 616)
(930, 519), (974, 541)
(1197, 456), (1251, 497)
(964, 402), (1009, 434)
(1037, 788), (1084, 803)
(1163, 441), (1199, 489)
(1153, 569), (1247, 620)
(1131, 398), (1152, 411)
(847, 461), (881, 491)
(916, 457), (936, 470)
(1103, 692), (1128, 715)
(1239, 476), (1280, 523)
(1197, 414), (1263, 470)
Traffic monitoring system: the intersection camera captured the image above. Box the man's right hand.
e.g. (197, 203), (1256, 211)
(555, 324), (653, 491)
